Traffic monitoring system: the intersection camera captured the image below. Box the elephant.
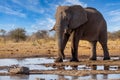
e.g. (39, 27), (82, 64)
(51, 5), (110, 62)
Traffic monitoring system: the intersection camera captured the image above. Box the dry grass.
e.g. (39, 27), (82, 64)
(0, 39), (120, 58)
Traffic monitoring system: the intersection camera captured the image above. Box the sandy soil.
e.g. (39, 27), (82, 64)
(0, 40), (120, 76)
(0, 40), (120, 58)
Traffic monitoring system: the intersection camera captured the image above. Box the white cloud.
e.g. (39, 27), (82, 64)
(111, 16), (120, 22)
(109, 9), (120, 16)
(30, 0), (87, 31)
(0, 24), (18, 31)
(31, 18), (55, 31)
(0, 5), (26, 17)
(107, 9), (120, 31)
(45, 0), (87, 12)
(12, 0), (44, 13)
(63, 0), (87, 7)
(27, 0), (39, 5)
(106, 3), (120, 6)
(108, 9), (120, 22)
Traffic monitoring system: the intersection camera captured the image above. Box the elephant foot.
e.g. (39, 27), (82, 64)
(70, 58), (79, 62)
(103, 57), (110, 60)
(62, 55), (65, 59)
(89, 57), (96, 60)
(54, 57), (63, 62)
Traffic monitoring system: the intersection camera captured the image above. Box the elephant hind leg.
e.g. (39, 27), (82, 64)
(89, 41), (97, 60)
(99, 34), (110, 60)
(99, 41), (110, 60)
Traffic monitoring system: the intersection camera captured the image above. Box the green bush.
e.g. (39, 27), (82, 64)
(8, 28), (27, 42)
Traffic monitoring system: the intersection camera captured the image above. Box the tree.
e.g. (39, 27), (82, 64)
(114, 30), (120, 39)
(0, 29), (6, 43)
(31, 30), (49, 40)
(0, 29), (6, 36)
(108, 32), (115, 40)
(108, 30), (120, 40)
(8, 28), (26, 42)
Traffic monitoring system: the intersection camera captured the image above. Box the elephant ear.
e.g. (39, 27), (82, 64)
(69, 5), (88, 29)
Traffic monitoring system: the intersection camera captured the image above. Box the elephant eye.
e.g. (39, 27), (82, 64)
(64, 16), (69, 21)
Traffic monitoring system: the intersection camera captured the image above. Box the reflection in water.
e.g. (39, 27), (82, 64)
(91, 73), (108, 79)
(91, 65), (109, 79)
(0, 74), (120, 80)
(57, 66), (65, 70)
(91, 65), (97, 70)
(91, 65), (109, 70)
(10, 75), (29, 80)
(103, 74), (108, 79)
(16, 58), (26, 62)
(104, 65), (109, 70)
(71, 65), (78, 70)
(61, 65), (115, 71)
(0, 57), (120, 80)
(72, 76), (80, 80)
(58, 75), (69, 80)
(91, 65), (117, 79)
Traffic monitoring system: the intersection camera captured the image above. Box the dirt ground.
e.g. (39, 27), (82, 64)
(0, 39), (119, 58)
(0, 40), (120, 76)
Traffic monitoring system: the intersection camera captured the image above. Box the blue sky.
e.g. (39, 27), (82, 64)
(0, 0), (120, 34)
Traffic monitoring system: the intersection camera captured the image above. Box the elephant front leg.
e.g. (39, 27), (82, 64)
(89, 41), (97, 60)
(70, 31), (79, 62)
(55, 50), (64, 62)
(55, 33), (70, 62)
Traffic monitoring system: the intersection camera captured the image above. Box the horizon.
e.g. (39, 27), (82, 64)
(0, 0), (120, 34)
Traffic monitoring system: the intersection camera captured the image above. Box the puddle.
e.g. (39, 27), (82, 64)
(0, 57), (120, 80)
(0, 57), (55, 70)
(0, 57), (54, 66)
(51, 65), (120, 71)
(97, 56), (120, 60)
(0, 74), (120, 80)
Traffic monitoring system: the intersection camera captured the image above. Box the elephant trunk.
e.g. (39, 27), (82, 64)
(56, 27), (65, 59)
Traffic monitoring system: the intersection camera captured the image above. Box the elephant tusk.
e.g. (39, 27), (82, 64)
(64, 26), (68, 33)
(49, 28), (55, 32)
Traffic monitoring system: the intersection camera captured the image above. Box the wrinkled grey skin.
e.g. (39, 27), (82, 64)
(51, 5), (110, 62)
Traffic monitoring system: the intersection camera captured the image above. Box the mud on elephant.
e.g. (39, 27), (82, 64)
(51, 5), (110, 62)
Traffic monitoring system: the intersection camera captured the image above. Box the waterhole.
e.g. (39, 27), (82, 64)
(0, 57), (120, 80)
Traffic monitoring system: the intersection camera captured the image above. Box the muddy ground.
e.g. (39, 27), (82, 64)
(30, 59), (120, 76)
(0, 59), (120, 76)
(0, 40), (120, 76)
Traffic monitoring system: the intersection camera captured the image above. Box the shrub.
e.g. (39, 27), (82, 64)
(8, 28), (27, 42)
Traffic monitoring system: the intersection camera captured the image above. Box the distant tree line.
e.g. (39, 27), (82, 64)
(8, 28), (26, 42)
(108, 30), (120, 40)
(0, 28), (120, 42)
(0, 28), (53, 42)
(30, 30), (49, 40)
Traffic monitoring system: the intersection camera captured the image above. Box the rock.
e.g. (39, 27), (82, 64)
(35, 78), (45, 80)
(9, 66), (29, 74)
